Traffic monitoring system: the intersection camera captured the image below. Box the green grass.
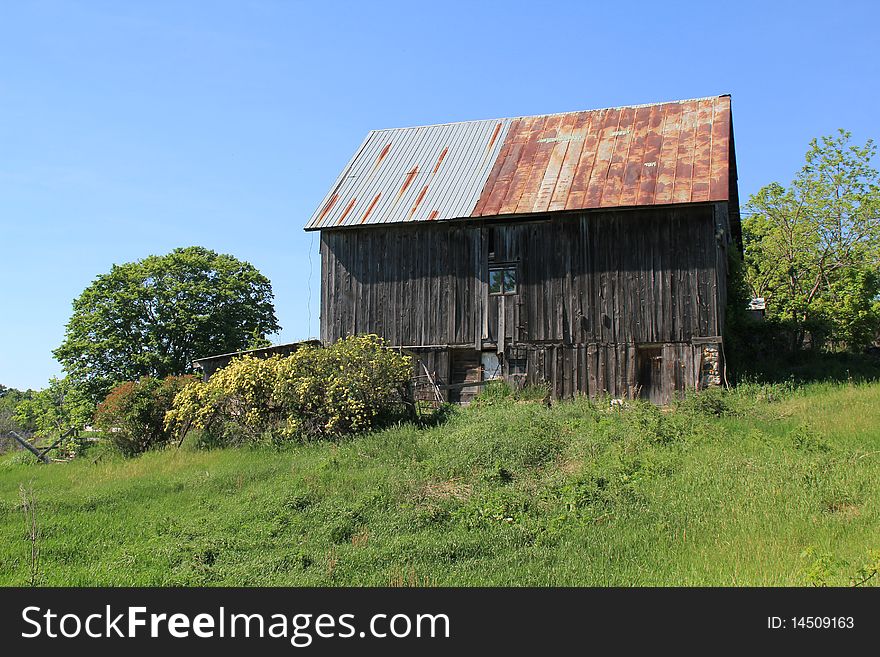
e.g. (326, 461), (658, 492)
(1, 382), (878, 586)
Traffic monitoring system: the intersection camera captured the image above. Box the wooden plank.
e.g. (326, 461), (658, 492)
(474, 228), (482, 350)
(8, 431), (49, 463)
(563, 221), (573, 343)
(608, 341), (617, 397)
(481, 227), (489, 341)
(498, 295), (506, 355)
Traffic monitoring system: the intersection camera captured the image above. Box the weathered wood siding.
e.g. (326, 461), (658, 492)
(320, 223), (478, 347)
(320, 203), (732, 401)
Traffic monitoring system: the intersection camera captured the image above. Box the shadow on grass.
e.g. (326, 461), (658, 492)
(734, 351), (880, 385)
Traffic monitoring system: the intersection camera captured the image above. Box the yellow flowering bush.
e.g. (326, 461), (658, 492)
(165, 335), (412, 444)
(165, 355), (282, 444)
(274, 335), (412, 438)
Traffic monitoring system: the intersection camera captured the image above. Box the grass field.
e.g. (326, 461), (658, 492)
(1, 381), (878, 586)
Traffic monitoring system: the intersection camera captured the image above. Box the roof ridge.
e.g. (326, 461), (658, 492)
(369, 95), (730, 133)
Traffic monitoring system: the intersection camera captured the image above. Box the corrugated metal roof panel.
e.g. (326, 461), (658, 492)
(305, 119), (512, 230)
(473, 95), (731, 217)
(304, 95), (733, 230)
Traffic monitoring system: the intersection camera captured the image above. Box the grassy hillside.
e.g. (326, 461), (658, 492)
(1, 382), (878, 586)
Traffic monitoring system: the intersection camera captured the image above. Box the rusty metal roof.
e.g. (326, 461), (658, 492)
(305, 95), (733, 230)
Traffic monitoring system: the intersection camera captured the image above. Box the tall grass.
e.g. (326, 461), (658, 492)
(0, 381), (877, 586)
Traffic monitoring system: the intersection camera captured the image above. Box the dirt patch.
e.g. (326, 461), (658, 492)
(420, 478), (472, 501)
(557, 458), (584, 476)
(825, 500), (860, 518)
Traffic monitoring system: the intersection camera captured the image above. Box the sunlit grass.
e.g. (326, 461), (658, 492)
(0, 382), (878, 586)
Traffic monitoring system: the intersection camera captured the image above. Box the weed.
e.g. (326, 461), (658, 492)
(18, 483), (41, 586)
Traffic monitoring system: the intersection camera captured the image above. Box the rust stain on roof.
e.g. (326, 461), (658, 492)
(398, 166), (419, 199)
(360, 194), (382, 224)
(409, 185), (429, 219)
(317, 193), (339, 223)
(432, 147), (449, 175)
(486, 122), (502, 152)
(336, 197), (358, 225)
(428, 209), (439, 221)
(373, 143), (392, 171)
(472, 95), (732, 217)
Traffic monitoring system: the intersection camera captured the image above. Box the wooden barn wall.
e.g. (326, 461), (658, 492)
(504, 204), (721, 344)
(511, 342), (702, 401)
(320, 223), (478, 347)
(320, 203), (729, 400)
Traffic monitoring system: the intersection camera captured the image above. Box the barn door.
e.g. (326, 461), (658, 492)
(449, 350), (481, 404)
(637, 346), (664, 405)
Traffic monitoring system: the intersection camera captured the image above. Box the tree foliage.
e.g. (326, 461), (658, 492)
(743, 130), (880, 350)
(167, 355), (282, 445)
(54, 246), (281, 401)
(1, 385), (33, 431)
(0, 385), (35, 451)
(13, 377), (94, 437)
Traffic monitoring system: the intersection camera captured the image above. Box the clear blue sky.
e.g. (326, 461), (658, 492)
(2, 0), (878, 391)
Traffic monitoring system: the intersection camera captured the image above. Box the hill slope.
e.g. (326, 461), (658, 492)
(1, 382), (878, 586)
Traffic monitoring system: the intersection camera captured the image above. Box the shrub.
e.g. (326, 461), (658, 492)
(674, 387), (733, 418)
(275, 335), (412, 438)
(95, 376), (195, 455)
(165, 335), (412, 444)
(165, 356), (282, 445)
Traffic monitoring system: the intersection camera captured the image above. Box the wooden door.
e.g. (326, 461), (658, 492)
(637, 346), (664, 405)
(449, 350), (481, 404)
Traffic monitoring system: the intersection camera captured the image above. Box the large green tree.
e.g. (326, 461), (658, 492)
(54, 246), (281, 400)
(743, 130), (880, 350)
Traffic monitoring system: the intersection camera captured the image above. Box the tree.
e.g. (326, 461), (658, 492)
(13, 377), (94, 436)
(1, 385), (35, 451)
(1, 385), (33, 432)
(743, 130), (880, 350)
(54, 246), (281, 401)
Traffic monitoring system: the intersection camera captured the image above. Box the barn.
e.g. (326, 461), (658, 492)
(306, 95), (741, 404)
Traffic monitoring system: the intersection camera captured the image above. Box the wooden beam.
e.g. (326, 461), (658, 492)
(7, 432), (49, 463)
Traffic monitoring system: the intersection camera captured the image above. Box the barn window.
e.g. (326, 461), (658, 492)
(489, 265), (517, 295)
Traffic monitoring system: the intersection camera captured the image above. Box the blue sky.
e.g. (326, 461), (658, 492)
(2, 0), (878, 391)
